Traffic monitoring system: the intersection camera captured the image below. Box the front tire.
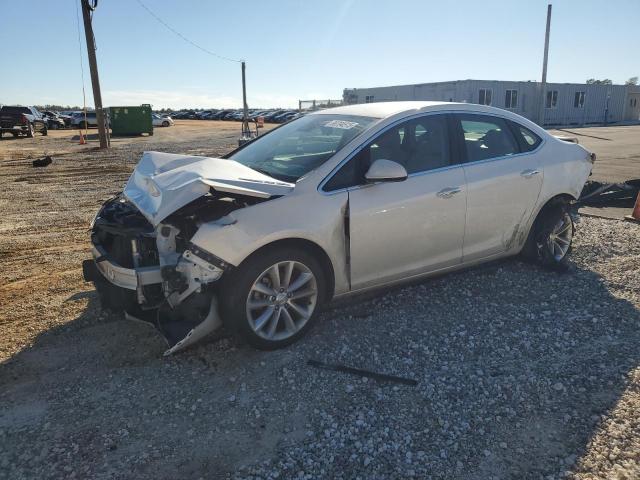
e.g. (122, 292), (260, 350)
(42, 125), (48, 136)
(26, 124), (34, 138)
(220, 248), (326, 350)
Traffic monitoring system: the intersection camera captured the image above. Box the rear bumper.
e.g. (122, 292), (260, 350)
(0, 125), (28, 132)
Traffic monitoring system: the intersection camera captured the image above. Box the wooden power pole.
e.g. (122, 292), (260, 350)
(241, 61), (250, 138)
(538, 4), (552, 126)
(81, 0), (109, 149)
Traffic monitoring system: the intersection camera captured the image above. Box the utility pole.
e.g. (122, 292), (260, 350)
(241, 61), (250, 139)
(81, 0), (108, 149)
(538, 4), (552, 126)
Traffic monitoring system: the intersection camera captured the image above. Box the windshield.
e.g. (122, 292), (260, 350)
(228, 114), (377, 182)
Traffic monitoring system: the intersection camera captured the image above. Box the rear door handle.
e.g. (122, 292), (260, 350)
(437, 186), (462, 198)
(521, 169), (540, 178)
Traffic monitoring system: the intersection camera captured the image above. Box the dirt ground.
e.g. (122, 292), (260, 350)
(0, 121), (639, 479)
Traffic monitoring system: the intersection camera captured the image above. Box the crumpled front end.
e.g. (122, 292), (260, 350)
(83, 152), (293, 354)
(83, 190), (268, 354)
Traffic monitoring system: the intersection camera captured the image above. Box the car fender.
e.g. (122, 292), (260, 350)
(189, 190), (351, 295)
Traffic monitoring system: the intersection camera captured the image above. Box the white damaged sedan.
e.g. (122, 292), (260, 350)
(83, 102), (595, 354)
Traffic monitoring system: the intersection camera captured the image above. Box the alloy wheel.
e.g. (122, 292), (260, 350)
(245, 261), (318, 341)
(543, 213), (573, 261)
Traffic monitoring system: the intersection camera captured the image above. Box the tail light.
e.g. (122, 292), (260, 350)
(20, 114), (28, 124)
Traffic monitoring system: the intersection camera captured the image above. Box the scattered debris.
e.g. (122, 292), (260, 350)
(307, 359), (418, 386)
(578, 180), (640, 207)
(31, 156), (52, 168)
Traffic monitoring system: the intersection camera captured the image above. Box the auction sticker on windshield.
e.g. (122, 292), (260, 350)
(323, 120), (360, 130)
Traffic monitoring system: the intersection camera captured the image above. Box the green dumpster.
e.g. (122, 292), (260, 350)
(109, 104), (153, 136)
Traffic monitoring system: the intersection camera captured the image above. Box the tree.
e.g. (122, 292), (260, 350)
(586, 79), (613, 85)
(625, 76), (638, 86)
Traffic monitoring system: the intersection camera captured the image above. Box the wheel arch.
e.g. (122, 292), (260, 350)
(521, 192), (576, 257)
(532, 192), (577, 222)
(234, 237), (336, 300)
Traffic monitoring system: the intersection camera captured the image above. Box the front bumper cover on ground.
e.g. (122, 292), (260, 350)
(83, 243), (223, 355)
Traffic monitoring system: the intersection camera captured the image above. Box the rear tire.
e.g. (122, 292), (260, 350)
(42, 126), (48, 136)
(220, 247), (326, 350)
(522, 199), (574, 270)
(162, 121), (169, 127)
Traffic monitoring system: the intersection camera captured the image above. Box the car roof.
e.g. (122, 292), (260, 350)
(309, 101), (526, 121)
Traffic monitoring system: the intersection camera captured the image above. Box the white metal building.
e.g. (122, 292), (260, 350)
(343, 80), (640, 127)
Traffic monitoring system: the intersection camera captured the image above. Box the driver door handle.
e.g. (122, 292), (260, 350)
(520, 169), (540, 178)
(437, 186), (462, 198)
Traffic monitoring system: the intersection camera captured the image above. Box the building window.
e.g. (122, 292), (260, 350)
(574, 91), (586, 108)
(478, 89), (492, 105)
(365, 95), (375, 103)
(545, 90), (558, 108)
(505, 89), (518, 109)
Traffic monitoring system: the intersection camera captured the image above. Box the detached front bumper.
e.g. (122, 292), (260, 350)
(83, 244), (162, 291)
(83, 239), (226, 355)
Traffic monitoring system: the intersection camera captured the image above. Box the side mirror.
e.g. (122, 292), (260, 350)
(364, 159), (408, 183)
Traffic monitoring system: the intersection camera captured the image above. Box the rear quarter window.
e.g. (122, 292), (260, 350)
(508, 121), (542, 152)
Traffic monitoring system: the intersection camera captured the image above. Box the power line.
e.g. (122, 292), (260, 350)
(134, 0), (242, 63)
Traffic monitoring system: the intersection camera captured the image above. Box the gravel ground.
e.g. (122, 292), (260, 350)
(1, 129), (639, 479)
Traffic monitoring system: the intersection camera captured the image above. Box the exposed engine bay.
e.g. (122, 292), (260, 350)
(84, 191), (267, 354)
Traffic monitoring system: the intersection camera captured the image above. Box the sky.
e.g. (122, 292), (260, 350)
(1, 0), (638, 109)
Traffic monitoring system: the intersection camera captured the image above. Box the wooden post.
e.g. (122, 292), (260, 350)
(81, 0), (108, 149)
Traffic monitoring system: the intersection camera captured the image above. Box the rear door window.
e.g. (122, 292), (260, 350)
(454, 114), (519, 163)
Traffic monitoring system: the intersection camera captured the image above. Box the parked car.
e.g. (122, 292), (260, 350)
(278, 111), (301, 123)
(71, 111), (110, 128)
(263, 109), (286, 122)
(83, 101), (595, 354)
(272, 110), (297, 123)
(0, 106), (47, 138)
(221, 110), (238, 120)
(152, 114), (174, 127)
(57, 112), (73, 127)
(42, 111), (66, 129)
(210, 109), (233, 120)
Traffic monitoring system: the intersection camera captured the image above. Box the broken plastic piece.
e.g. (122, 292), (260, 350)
(307, 359), (418, 386)
(163, 297), (223, 356)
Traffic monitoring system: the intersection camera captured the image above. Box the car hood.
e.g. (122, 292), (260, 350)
(123, 151), (294, 226)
